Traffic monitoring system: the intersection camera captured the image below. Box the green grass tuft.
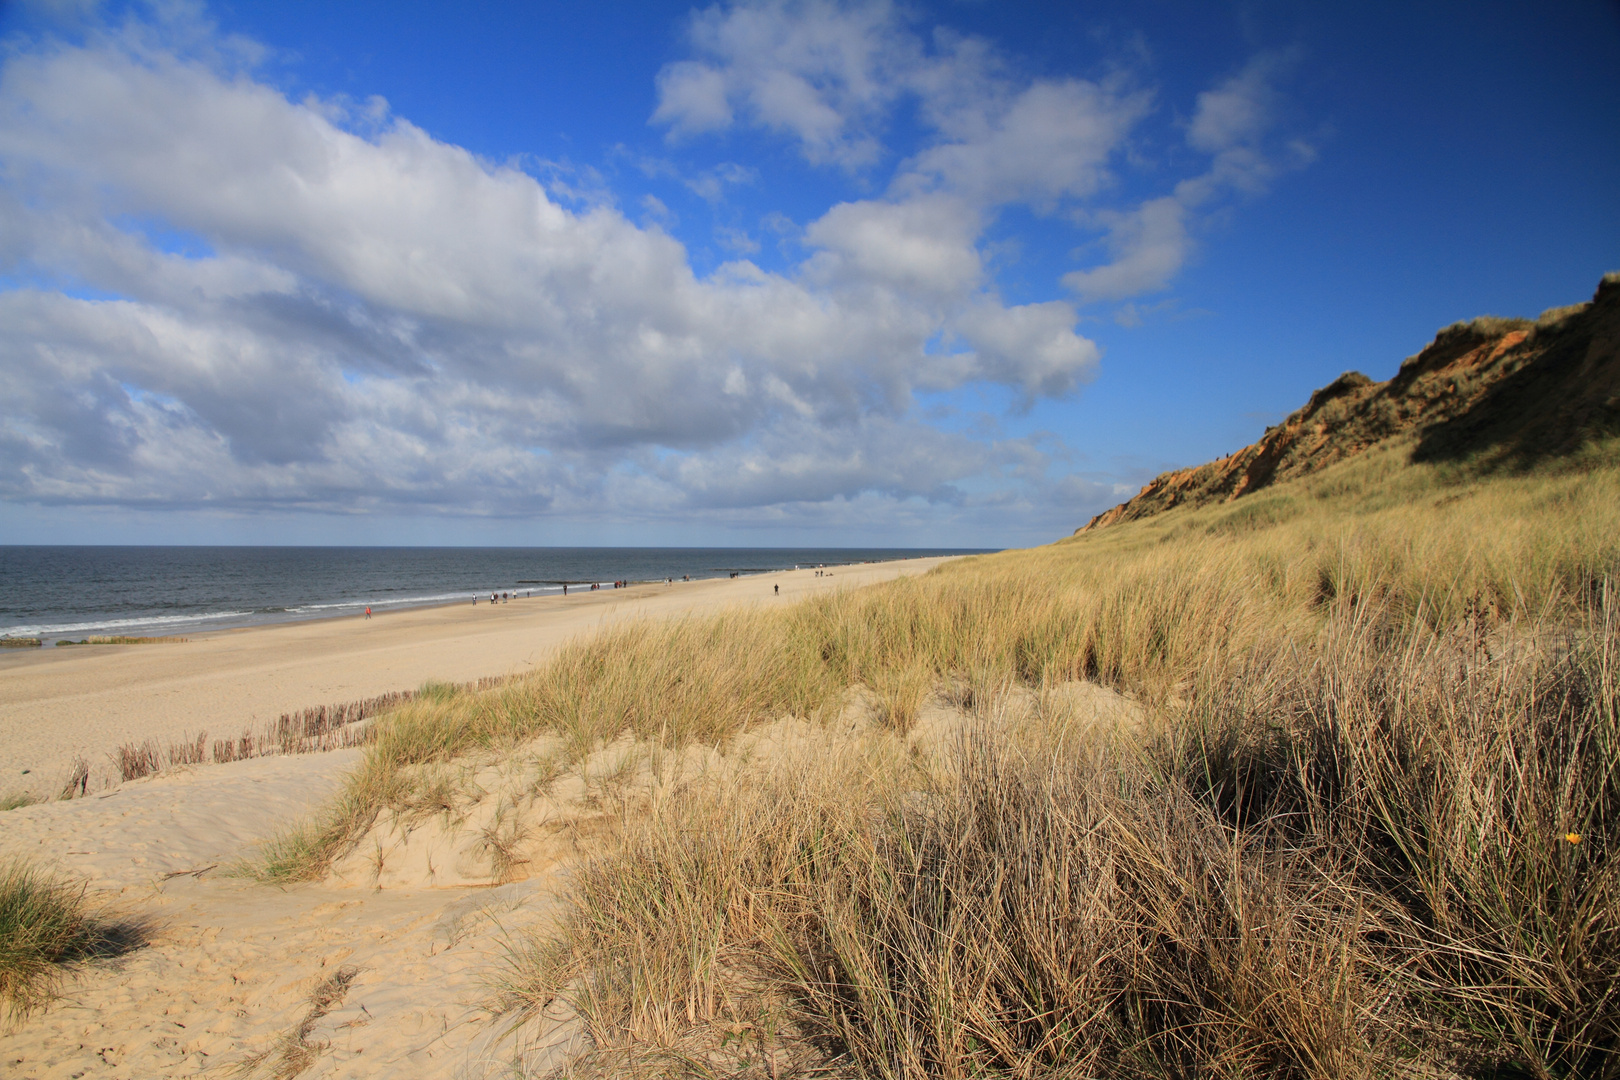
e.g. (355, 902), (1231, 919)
(0, 859), (145, 1021)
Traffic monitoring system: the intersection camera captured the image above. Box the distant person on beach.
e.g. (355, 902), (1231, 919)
(563, 584), (568, 596)
(774, 584), (778, 595)
(365, 606), (371, 619)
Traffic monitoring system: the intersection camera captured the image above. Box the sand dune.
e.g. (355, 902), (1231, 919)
(0, 679), (1142, 1078)
(0, 749), (570, 1077)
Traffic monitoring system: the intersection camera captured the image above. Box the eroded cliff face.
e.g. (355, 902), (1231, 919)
(1079, 273), (1620, 533)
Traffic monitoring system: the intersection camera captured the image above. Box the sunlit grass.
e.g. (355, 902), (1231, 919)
(249, 438), (1620, 1076)
(0, 859), (146, 1022)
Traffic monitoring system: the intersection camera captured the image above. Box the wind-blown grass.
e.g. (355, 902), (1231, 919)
(501, 594), (1618, 1079)
(251, 439), (1619, 1076)
(256, 440), (1619, 882)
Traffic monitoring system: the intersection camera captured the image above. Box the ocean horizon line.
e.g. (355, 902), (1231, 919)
(0, 545), (995, 643)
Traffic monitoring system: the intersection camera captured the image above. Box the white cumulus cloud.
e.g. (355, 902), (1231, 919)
(0, 4), (1312, 540)
(0, 18), (1106, 530)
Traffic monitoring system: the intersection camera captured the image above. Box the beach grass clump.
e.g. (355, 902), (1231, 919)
(0, 859), (141, 1022)
(0, 792), (40, 812)
(57, 758), (88, 801)
(0, 637), (41, 649)
(112, 740), (162, 782)
(494, 731), (909, 1075)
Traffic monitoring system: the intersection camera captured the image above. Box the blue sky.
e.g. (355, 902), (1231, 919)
(0, 0), (1615, 548)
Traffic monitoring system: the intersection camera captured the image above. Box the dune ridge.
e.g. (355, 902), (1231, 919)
(1081, 272), (1620, 531)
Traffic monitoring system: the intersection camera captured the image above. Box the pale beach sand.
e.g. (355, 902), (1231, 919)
(0, 556), (958, 796)
(0, 747), (573, 1077)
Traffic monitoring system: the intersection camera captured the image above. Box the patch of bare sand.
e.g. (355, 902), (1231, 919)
(0, 748), (575, 1079)
(0, 556), (962, 798)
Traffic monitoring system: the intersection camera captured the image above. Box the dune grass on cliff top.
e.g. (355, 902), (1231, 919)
(255, 438), (1619, 1077)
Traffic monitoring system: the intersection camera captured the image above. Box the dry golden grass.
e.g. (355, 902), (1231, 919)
(500, 606), (1617, 1079)
(251, 438), (1619, 1077)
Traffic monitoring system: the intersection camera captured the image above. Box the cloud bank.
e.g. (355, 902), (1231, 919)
(0, 2), (1305, 540)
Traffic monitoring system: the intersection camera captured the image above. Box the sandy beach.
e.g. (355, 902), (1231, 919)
(0, 556), (959, 799)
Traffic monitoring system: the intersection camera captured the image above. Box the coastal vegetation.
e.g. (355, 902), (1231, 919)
(241, 425), (1619, 1077)
(0, 859), (142, 1022)
(245, 275), (1618, 1074)
(9, 274), (1607, 1074)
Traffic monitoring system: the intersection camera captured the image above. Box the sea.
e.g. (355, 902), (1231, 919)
(0, 546), (994, 644)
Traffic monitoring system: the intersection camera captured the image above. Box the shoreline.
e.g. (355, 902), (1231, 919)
(0, 555), (964, 796)
(3, 553), (984, 647)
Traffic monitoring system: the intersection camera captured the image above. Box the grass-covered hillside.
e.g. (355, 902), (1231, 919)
(246, 400), (1619, 1076)
(1082, 272), (1619, 531)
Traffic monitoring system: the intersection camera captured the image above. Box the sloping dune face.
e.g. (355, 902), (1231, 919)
(1081, 272), (1620, 531)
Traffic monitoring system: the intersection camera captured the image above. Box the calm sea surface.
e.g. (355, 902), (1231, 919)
(0, 546), (993, 643)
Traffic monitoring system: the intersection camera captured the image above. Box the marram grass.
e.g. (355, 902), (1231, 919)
(256, 439), (1619, 1077)
(0, 859), (134, 1022)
